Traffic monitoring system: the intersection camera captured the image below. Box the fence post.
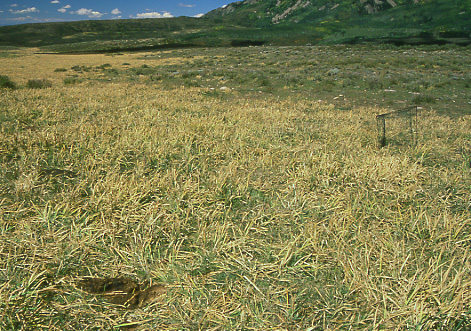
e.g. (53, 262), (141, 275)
(377, 114), (386, 148)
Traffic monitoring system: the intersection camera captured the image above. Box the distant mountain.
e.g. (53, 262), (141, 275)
(205, 0), (422, 22)
(0, 0), (469, 52)
(204, 0), (471, 44)
(205, 0), (469, 25)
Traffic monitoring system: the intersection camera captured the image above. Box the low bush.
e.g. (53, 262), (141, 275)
(412, 93), (436, 104)
(71, 65), (91, 72)
(96, 63), (112, 69)
(27, 79), (52, 89)
(63, 77), (83, 85)
(132, 66), (157, 76)
(0, 75), (16, 89)
(183, 80), (201, 87)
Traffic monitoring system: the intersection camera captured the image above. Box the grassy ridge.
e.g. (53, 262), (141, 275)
(1, 46), (471, 329)
(0, 17), (220, 49)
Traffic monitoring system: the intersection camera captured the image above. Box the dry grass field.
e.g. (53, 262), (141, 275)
(1, 46), (471, 330)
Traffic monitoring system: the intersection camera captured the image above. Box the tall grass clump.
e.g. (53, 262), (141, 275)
(1, 47), (471, 330)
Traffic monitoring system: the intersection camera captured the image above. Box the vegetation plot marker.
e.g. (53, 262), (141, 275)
(376, 106), (419, 148)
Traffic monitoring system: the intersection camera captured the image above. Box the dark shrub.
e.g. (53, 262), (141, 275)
(96, 63), (112, 69)
(412, 94), (436, 104)
(64, 77), (82, 85)
(0, 75), (17, 89)
(27, 79), (52, 89)
(71, 65), (90, 72)
(183, 80), (201, 87)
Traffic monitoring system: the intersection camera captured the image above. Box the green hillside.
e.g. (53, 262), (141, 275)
(0, 0), (469, 52)
(205, 0), (471, 45)
(0, 17), (220, 51)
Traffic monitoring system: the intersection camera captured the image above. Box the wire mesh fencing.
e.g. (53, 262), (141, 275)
(376, 106), (419, 148)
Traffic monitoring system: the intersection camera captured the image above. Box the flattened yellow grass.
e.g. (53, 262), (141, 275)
(1, 48), (470, 330)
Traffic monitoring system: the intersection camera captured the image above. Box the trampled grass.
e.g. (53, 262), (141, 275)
(1, 45), (471, 330)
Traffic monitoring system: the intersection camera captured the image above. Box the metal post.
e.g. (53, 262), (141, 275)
(415, 106), (418, 146)
(377, 114), (386, 148)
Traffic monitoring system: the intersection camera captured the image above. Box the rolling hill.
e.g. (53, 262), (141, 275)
(0, 0), (469, 52)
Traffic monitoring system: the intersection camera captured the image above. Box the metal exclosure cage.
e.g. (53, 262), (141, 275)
(376, 106), (419, 148)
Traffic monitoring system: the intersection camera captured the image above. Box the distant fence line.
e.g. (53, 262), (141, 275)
(376, 106), (419, 148)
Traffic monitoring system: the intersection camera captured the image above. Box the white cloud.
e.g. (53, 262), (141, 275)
(194, 13), (204, 18)
(178, 3), (195, 8)
(11, 7), (39, 14)
(72, 8), (104, 18)
(111, 8), (121, 15)
(58, 5), (70, 13)
(51, 0), (60, 3)
(8, 16), (30, 21)
(10, 4), (18, 7)
(136, 11), (174, 18)
(7, 16), (65, 23)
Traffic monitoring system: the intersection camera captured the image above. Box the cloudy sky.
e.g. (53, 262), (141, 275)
(0, 0), (231, 26)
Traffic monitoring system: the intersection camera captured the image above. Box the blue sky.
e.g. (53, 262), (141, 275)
(0, 0), (231, 26)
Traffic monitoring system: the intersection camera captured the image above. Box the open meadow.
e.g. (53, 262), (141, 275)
(1, 45), (471, 330)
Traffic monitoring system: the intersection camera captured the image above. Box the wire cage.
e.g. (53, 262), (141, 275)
(376, 106), (419, 148)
